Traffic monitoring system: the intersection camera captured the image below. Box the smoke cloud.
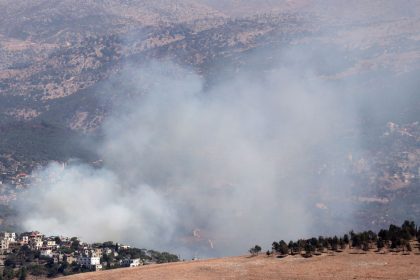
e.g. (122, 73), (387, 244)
(4, 0), (418, 260)
(16, 55), (366, 258)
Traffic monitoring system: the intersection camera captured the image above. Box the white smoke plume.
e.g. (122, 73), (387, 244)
(17, 57), (363, 258)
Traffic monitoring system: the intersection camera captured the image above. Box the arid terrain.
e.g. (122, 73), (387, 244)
(61, 253), (420, 280)
(0, 1), (419, 278)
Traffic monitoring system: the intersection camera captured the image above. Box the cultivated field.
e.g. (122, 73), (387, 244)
(61, 252), (420, 280)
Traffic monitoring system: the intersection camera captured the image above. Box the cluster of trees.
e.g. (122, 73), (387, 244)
(99, 242), (179, 269)
(1, 245), (74, 279)
(250, 220), (420, 258)
(0, 267), (26, 280)
(377, 221), (418, 252)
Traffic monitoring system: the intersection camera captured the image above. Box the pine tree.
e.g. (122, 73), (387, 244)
(377, 238), (385, 251)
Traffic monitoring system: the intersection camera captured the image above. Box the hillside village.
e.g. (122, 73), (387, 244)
(0, 230), (178, 278)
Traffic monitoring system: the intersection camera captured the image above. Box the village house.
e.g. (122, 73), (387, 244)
(0, 232), (17, 253)
(53, 253), (64, 264)
(20, 235), (29, 245)
(0, 230), (173, 275)
(0, 232), (16, 242)
(30, 237), (43, 250)
(24, 231), (44, 250)
(44, 238), (59, 250)
(0, 239), (9, 251)
(77, 255), (102, 270)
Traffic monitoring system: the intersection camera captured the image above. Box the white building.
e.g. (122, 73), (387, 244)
(21, 236), (29, 244)
(0, 232), (16, 242)
(30, 238), (43, 250)
(40, 248), (53, 258)
(121, 258), (142, 267)
(44, 239), (58, 250)
(0, 239), (9, 251)
(78, 256), (101, 269)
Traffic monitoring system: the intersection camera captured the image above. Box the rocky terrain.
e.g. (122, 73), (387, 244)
(1, 0), (420, 125)
(0, 0), (419, 237)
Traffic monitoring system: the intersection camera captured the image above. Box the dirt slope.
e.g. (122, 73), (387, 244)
(61, 253), (420, 280)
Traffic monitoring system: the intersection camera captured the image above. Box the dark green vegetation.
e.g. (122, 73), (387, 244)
(248, 245), (261, 256)
(0, 121), (97, 163)
(263, 220), (420, 258)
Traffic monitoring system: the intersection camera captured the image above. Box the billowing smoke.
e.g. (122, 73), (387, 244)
(20, 162), (177, 247)
(17, 58), (363, 257)
(5, 0), (419, 259)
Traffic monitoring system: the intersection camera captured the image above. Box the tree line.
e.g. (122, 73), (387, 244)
(250, 220), (420, 257)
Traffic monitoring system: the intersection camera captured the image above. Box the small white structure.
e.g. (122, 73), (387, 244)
(40, 248), (53, 258)
(0, 232), (17, 252)
(0, 239), (9, 251)
(78, 256), (101, 269)
(121, 258), (142, 267)
(31, 238), (43, 250)
(0, 232), (16, 242)
(93, 264), (103, 271)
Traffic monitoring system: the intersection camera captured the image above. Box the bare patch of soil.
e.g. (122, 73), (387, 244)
(61, 253), (420, 280)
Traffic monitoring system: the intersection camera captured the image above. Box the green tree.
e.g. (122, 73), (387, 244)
(272, 242), (279, 253)
(18, 267), (27, 280)
(343, 234), (349, 245)
(71, 240), (80, 251)
(278, 241), (289, 255)
(54, 236), (62, 245)
(402, 220), (416, 237)
(362, 242), (369, 251)
(304, 243), (314, 257)
(377, 238), (385, 251)
(249, 245), (261, 256)
(3, 267), (14, 280)
(378, 229), (389, 242)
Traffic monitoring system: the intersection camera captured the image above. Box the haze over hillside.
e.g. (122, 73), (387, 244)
(0, 0), (419, 259)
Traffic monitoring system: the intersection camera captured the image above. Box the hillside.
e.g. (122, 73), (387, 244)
(0, 0), (419, 257)
(0, 0), (419, 129)
(61, 253), (420, 280)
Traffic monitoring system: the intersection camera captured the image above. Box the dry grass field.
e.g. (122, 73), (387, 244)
(61, 252), (420, 280)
